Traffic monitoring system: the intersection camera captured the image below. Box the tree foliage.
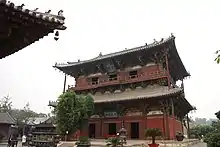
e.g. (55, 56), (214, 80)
(0, 95), (12, 113)
(203, 111), (220, 147)
(215, 50), (220, 63)
(144, 128), (162, 144)
(0, 95), (47, 125)
(12, 102), (40, 124)
(190, 125), (214, 138)
(55, 92), (94, 135)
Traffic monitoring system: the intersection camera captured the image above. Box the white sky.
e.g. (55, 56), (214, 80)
(0, 0), (219, 119)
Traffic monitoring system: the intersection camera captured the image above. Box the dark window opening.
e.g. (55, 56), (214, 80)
(129, 70), (138, 79)
(91, 77), (98, 85)
(89, 124), (96, 138)
(109, 74), (118, 81)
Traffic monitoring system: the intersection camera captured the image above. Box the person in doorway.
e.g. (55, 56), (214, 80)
(7, 135), (11, 147)
(15, 134), (18, 147)
(22, 134), (26, 146)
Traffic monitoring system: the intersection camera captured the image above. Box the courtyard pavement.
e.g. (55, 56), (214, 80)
(191, 142), (207, 147)
(58, 139), (206, 147)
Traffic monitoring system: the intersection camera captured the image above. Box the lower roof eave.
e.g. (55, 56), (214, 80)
(94, 90), (183, 104)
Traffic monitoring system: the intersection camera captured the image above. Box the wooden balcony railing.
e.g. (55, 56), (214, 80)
(68, 70), (168, 91)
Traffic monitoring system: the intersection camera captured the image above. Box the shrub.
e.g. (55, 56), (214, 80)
(145, 128), (162, 144)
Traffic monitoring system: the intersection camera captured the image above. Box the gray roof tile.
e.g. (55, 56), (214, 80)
(0, 0), (66, 29)
(92, 85), (182, 103)
(0, 112), (15, 124)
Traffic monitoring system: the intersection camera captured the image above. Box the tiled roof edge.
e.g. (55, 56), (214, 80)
(0, 0), (66, 28)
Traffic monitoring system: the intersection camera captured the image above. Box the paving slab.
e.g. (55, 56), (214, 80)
(58, 139), (202, 147)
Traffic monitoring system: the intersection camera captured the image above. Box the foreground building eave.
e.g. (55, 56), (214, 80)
(0, 0), (66, 28)
(0, 0), (67, 59)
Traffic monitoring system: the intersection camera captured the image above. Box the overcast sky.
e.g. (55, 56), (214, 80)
(0, 0), (219, 119)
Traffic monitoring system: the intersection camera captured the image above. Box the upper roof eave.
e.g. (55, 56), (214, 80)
(54, 35), (175, 68)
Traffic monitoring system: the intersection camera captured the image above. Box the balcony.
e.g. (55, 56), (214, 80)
(69, 70), (168, 91)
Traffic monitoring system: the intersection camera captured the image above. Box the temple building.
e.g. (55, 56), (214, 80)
(53, 35), (194, 140)
(0, 0), (66, 59)
(0, 112), (16, 141)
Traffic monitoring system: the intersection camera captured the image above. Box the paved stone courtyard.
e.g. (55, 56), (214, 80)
(0, 140), (207, 147)
(57, 139), (207, 147)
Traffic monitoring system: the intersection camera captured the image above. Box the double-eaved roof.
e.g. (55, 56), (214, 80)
(0, 0), (66, 59)
(0, 112), (15, 124)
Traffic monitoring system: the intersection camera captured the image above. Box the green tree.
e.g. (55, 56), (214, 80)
(215, 50), (220, 63)
(55, 92), (94, 135)
(204, 111), (220, 147)
(190, 125), (214, 138)
(12, 102), (38, 124)
(0, 95), (12, 113)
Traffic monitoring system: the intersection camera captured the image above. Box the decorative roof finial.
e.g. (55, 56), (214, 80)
(160, 38), (164, 42)
(45, 10), (51, 14)
(145, 43), (147, 46)
(58, 10), (64, 16)
(171, 33), (174, 37)
(99, 52), (102, 56)
(33, 8), (39, 11)
(17, 4), (25, 10)
(78, 59), (80, 62)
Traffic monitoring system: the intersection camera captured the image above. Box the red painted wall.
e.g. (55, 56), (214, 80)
(73, 64), (167, 90)
(82, 115), (182, 140)
(168, 117), (183, 139)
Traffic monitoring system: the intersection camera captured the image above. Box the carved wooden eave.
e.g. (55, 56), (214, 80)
(138, 56), (146, 66)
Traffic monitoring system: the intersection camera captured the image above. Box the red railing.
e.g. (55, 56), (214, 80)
(68, 70), (168, 91)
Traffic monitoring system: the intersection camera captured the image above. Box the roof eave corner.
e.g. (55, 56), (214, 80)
(56, 25), (67, 30)
(53, 62), (58, 68)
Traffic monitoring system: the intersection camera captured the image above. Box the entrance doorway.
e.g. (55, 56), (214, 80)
(130, 122), (139, 139)
(89, 124), (96, 138)
(108, 123), (117, 135)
